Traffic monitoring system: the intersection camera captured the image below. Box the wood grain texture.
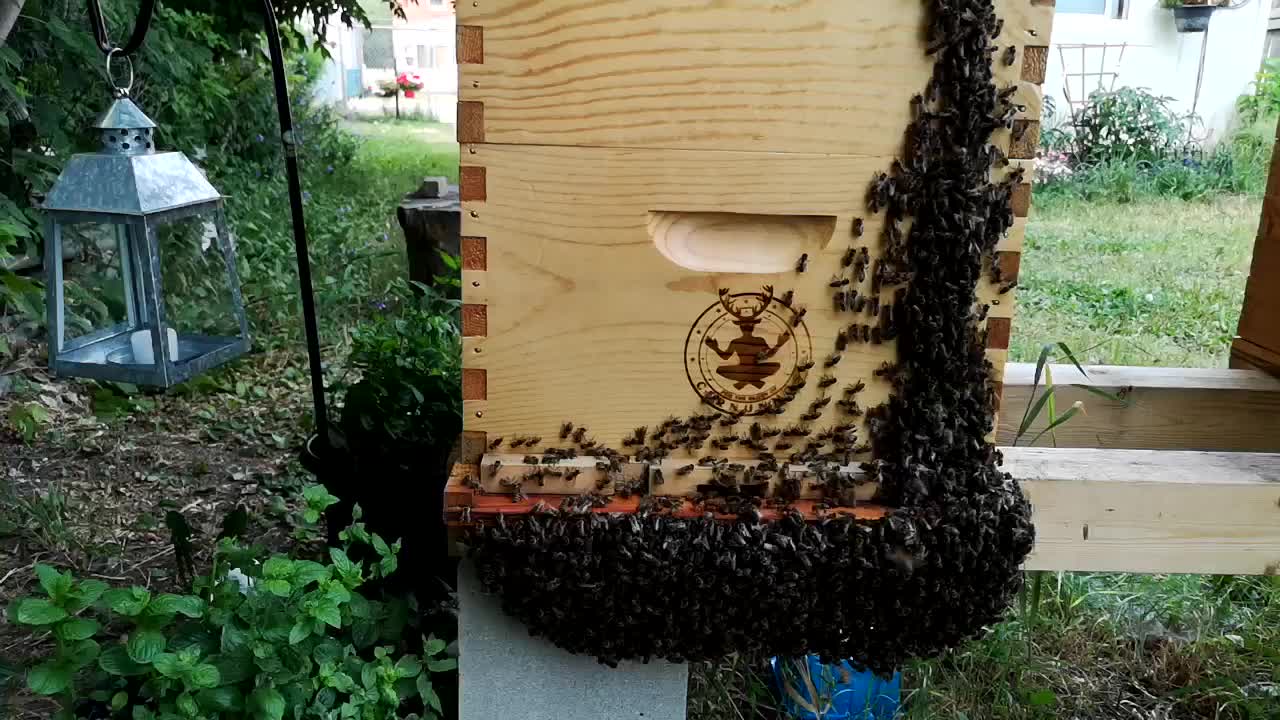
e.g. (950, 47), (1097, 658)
(1010, 448), (1280, 575)
(996, 251), (1022, 283)
(998, 363), (1280, 452)
(1232, 337), (1280, 377)
(1238, 191), (1280, 362)
(461, 236), (487, 270)
(1011, 183), (1032, 217)
(456, 0), (1054, 154)
(462, 304), (488, 337)
(457, 25), (484, 64)
(1021, 45), (1049, 84)
(459, 166), (486, 201)
(462, 143), (1020, 449)
(457, 101), (485, 144)
(463, 368), (487, 401)
(1009, 120), (1040, 159)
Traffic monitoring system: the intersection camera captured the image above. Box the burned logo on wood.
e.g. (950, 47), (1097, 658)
(684, 286), (812, 416)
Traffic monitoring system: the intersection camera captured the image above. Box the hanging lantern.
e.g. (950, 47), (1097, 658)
(41, 94), (249, 387)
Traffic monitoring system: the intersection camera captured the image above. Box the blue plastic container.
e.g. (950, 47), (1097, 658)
(770, 656), (901, 720)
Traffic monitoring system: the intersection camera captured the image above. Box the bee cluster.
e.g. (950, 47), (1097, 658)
(468, 0), (1035, 668)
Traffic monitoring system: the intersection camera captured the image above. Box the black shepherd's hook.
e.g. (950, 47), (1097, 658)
(83, 0), (334, 452)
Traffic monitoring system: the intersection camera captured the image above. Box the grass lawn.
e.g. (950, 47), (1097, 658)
(1011, 194), (1259, 368)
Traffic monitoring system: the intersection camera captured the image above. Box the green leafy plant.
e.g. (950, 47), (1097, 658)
(1237, 57), (1280, 124)
(8, 488), (456, 720)
(1011, 341), (1131, 448)
(336, 279), (462, 455)
(7, 400), (49, 442)
(1071, 88), (1191, 165)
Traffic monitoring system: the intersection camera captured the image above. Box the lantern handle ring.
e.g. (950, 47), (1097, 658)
(105, 48), (135, 98)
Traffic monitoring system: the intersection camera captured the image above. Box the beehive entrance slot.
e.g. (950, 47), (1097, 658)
(648, 211), (837, 274)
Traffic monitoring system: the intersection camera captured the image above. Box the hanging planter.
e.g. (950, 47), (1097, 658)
(1165, 0), (1218, 33)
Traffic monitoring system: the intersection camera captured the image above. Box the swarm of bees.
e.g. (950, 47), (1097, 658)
(466, 0), (1034, 671)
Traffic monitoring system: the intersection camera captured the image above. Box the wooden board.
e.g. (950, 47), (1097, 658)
(1010, 448), (1280, 575)
(460, 1), (1054, 473)
(456, 0), (1053, 155)
(449, 448), (1280, 575)
(998, 363), (1280, 453)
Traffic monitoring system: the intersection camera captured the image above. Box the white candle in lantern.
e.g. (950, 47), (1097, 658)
(129, 328), (179, 364)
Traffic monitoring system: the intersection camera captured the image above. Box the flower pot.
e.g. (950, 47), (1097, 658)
(1173, 5), (1215, 33)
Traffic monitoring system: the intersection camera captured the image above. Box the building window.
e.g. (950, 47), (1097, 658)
(1058, 0), (1127, 18)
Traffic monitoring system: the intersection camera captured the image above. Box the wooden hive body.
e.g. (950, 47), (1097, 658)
(457, 1), (1053, 501)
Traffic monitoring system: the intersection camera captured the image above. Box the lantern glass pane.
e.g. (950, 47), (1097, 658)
(57, 222), (138, 344)
(156, 215), (243, 341)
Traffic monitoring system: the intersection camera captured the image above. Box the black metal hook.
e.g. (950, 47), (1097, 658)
(87, 0), (156, 57)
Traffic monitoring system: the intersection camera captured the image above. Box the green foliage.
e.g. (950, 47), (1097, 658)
(1237, 58), (1280, 123)
(7, 400), (49, 442)
(1072, 88), (1190, 164)
(8, 488), (455, 720)
(337, 277), (463, 455)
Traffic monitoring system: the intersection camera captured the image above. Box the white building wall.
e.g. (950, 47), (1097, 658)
(1045, 0), (1270, 143)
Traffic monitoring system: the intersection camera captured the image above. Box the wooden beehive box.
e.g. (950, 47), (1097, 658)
(457, 1), (1053, 501)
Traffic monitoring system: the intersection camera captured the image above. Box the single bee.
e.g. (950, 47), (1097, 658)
(835, 330), (849, 351)
(852, 218), (865, 238)
(871, 327), (883, 345)
(870, 297), (880, 316)
(977, 303), (991, 321)
(676, 464), (695, 476)
(1002, 45), (1017, 66)
(999, 281), (1018, 295)
(992, 17), (1004, 38)
(853, 443), (872, 454)
(488, 437), (504, 450)
(801, 410), (822, 422)
(719, 416), (741, 427)
(762, 427), (782, 438)
(775, 441), (793, 451)
(861, 325), (872, 343)
(796, 253), (809, 273)
(818, 374), (838, 389)
(698, 456), (718, 466)
(825, 353), (842, 368)
(779, 289), (795, 307)
(798, 359), (816, 372)
(526, 436), (541, 447)
(837, 400), (863, 416)
(792, 306), (808, 327)
(846, 380), (866, 395)
(842, 247), (857, 268)
(829, 275), (850, 288)
(854, 295), (867, 313)
(652, 469), (665, 485)
(560, 421), (574, 439)
(572, 427), (587, 443)
(565, 468), (582, 483)
(811, 396), (832, 410)
(488, 460), (502, 477)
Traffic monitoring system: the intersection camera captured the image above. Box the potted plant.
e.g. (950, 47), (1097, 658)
(1162, 0), (1222, 33)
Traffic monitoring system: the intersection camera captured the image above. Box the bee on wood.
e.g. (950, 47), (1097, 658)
(852, 443), (872, 454)
(801, 410), (822, 422)
(719, 416), (740, 427)
(825, 353), (842, 368)
(698, 456), (719, 466)
(853, 218), (865, 238)
(571, 427), (587, 444)
(488, 460), (503, 477)
(992, 17), (1004, 38)
(874, 361), (900, 378)
(861, 325), (872, 343)
(652, 469), (665, 485)
(761, 426), (781, 438)
(792, 306), (808, 327)
(999, 281), (1018, 295)
(797, 359), (815, 372)
(870, 297), (881, 316)
(834, 329), (849, 351)
(779, 289), (795, 307)
(871, 327), (883, 345)
(1002, 45), (1016, 66)
(775, 440), (793, 451)
(712, 438), (732, 451)
(846, 380), (866, 395)
(853, 294), (867, 313)
(837, 400), (863, 416)
(527, 437), (542, 448)
(818, 374), (838, 389)
(559, 422), (574, 439)
(1012, 122), (1030, 143)
(676, 464), (695, 476)
(782, 426), (807, 437)
(756, 347), (774, 362)
(565, 468), (582, 483)
(811, 396), (832, 411)
(834, 289), (849, 313)
(796, 253), (809, 273)
(842, 247), (857, 268)
(829, 275), (850, 288)
(978, 303), (991, 321)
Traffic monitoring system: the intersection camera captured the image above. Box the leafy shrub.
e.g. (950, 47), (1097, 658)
(1072, 87), (1191, 164)
(7, 488), (457, 720)
(1237, 58), (1280, 123)
(337, 276), (462, 456)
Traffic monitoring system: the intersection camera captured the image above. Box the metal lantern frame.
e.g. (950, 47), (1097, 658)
(42, 93), (250, 388)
